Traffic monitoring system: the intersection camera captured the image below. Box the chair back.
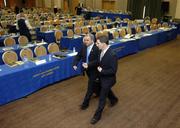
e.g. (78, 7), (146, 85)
(55, 30), (63, 43)
(136, 26), (142, 33)
(20, 48), (33, 60)
(40, 25), (48, 32)
(126, 27), (132, 35)
(48, 43), (60, 53)
(82, 27), (89, 34)
(74, 27), (81, 35)
(18, 35), (29, 46)
(113, 31), (119, 39)
(4, 37), (16, 47)
(2, 50), (18, 66)
(119, 28), (126, 38)
(97, 24), (103, 31)
(34, 45), (47, 57)
(151, 18), (158, 24)
(67, 29), (74, 38)
(103, 24), (107, 29)
(91, 26), (97, 33)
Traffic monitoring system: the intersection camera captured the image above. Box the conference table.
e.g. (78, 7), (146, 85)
(0, 51), (82, 105)
(61, 35), (83, 52)
(106, 26), (178, 58)
(109, 38), (138, 58)
(82, 11), (131, 21)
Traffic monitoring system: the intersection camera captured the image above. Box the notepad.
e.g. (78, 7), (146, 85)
(67, 52), (78, 56)
(15, 61), (24, 65)
(35, 59), (46, 65)
(2, 47), (14, 51)
(52, 54), (67, 59)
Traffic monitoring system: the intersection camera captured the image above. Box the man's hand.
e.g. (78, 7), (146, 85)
(73, 65), (78, 70)
(82, 63), (88, 69)
(97, 66), (102, 72)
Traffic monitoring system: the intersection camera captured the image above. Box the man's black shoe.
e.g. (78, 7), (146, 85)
(80, 103), (89, 110)
(90, 111), (102, 124)
(90, 117), (100, 124)
(110, 98), (118, 107)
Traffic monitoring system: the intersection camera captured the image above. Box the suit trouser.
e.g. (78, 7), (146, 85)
(83, 78), (100, 104)
(96, 85), (117, 113)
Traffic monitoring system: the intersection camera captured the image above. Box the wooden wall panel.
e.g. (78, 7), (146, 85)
(0, 0), (3, 7)
(102, 1), (115, 11)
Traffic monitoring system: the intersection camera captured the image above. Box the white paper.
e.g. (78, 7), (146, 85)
(67, 52), (78, 56)
(35, 59), (47, 65)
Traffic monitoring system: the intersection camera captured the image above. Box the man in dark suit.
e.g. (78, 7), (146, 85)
(17, 12), (32, 42)
(73, 34), (100, 110)
(90, 35), (118, 124)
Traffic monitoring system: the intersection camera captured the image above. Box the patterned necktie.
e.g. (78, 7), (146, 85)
(100, 51), (104, 61)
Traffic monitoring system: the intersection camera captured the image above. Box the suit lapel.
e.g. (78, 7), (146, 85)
(100, 48), (110, 62)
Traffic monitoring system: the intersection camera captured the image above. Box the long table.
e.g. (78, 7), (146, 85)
(0, 53), (82, 105)
(110, 38), (138, 58)
(82, 11), (131, 20)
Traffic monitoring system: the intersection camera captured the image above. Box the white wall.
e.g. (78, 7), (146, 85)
(175, 0), (180, 18)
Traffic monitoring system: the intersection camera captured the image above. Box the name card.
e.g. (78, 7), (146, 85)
(35, 59), (47, 65)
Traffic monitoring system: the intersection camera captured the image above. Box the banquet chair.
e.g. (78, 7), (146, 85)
(48, 43), (60, 53)
(34, 45), (47, 57)
(2, 50), (18, 66)
(4, 37), (16, 47)
(67, 29), (74, 38)
(20, 48), (33, 60)
(54, 30), (63, 44)
(18, 35), (29, 46)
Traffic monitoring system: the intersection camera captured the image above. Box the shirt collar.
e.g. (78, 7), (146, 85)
(102, 45), (109, 54)
(87, 43), (94, 51)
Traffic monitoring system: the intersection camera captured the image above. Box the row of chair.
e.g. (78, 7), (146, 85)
(2, 43), (60, 66)
(3, 35), (29, 47)
(53, 24), (109, 42)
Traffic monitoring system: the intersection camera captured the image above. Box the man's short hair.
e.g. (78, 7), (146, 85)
(97, 35), (109, 45)
(87, 33), (95, 42)
(83, 33), (95, 43)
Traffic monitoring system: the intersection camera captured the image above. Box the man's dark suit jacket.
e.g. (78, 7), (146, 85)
(99, 48), (118, 88)
(73, 44), (100, 80)
(17, 19), (32, 41)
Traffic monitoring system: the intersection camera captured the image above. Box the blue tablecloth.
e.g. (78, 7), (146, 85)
(61, 36), (83, 52)
(110, 38), (138, 58)
(0, 54), (82, 105)
(137, 28), (177, 50)
(37, 31), (55, 43)
(37, 30), (68, 43)
(83, 11), (131, 21)
(137, 31), (159, 50)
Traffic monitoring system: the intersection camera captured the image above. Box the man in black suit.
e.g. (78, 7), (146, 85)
(90, 35), (118, 124)
(17, 12), (32, 42)
(73, 34), (100, 110)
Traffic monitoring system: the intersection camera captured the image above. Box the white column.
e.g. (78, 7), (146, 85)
(142, 5), (146, 19)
